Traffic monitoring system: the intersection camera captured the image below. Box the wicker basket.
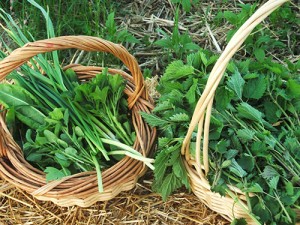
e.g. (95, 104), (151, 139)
(181, 0), (299, 224)
(0, 36), (157, 207)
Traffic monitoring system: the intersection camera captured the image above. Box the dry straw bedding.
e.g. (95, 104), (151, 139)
(0, 175), (227, 225)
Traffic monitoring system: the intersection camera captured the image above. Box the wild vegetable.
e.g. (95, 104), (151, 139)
(0, 2), (153, 192)
(141, 50), (300, 224)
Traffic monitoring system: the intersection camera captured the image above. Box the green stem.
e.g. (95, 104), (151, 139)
(92, 155), (103, 193)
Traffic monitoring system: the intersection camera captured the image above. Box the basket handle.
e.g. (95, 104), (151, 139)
(0, 36), (146, 108)
(181, 0), (289, 178)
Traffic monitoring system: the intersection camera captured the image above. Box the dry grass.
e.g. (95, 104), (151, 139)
(0, 174), (228, 225)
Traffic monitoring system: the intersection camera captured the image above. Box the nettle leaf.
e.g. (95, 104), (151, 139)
(152, 101), (174, 113)
(237, 102), (263, 123)
(227, 70), (245, 99)
(211, 178), (228, 196)
(215, 86), (234, 111)
(231, 218), (247, 225)
(237, 154), (255, 172)
(261, 166), (280, 180)
(243, 76), (267, 99)
(243, 183), (264, 193)
(268, 176), (280, 189)
(264, 101), (280, 124)
(169, 113), (189, 122)
(161, 173), (182, 201)
(185, 78), (198, 105)
(254, 48), (265, 62)
(236, 128), (255, 143)
(229, 159), (247, 178)
(287, 79), (300, 98)
(162, 60), (194, 81)
(140, 112), (169, 127)
(153, 150), (169, 181)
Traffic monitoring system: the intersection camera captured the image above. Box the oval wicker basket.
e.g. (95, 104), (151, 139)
(0, 36), (157, 207)
(181, 0), (299, 224)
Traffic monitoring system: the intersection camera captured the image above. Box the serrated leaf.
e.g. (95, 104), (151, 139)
(169, 113), (189, 122)
(254, 48), (265, 62)
(215, 86), (234, 111)
(261, 166), (279, 180)
(152, 101), (174, 113)
(153, 150), (169, 181)
(185, 78), (198, 104)
(236, 128), (255, 143)
(237, 102), (263, 123)
(287, 79), (300, 98)
(227, 70), (245, 99)
(243, 76), (267, 99)
(162, 60), (194, 81)
(140, 112), (169, 127)
(268, 176), (279, 189)
(161, 173), (181, 201)
(243, 183), (263, 193)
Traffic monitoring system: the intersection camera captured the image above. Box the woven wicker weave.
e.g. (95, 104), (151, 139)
(0, 36), (156, 207)
(181, 0), (299, 224)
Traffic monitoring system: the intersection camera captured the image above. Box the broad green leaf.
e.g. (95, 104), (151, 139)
(261, 166), (279, 180)
(237, 102), (263, 123)
(254, 48), (265, 62)
(161, 173), (181, 201)
(227, 70), (245, 99)
(229, 159), (247, 178)
(162, 60), (194, 81)
(169, 113), (189, 122)
(243, 183), (263, 193)
(237, 154), (255, 172)
(236, 128), (255, 143)
(44, 167), (66, 182)
(243, 76), (267, 99)
(215, 86), (234, 111)
(287, 79), (300, 98)
(140, 112), (169, 127)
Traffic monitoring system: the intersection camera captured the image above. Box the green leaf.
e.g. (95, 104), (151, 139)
(263, 101), (280, 124)
(44, 167), (66, 182)
(287, 79), (300, 98)
(152, 101), (174, 113)
(227, 70), (245, 99)
(211, 178), (228, 196)
(140, 112), (169, 127)
(49, 108), (64, 120)
(162, 60), (194, 81)
(161, 173), (181, 201)
(243, 76), (267, 99)
(0, 84), (46, 128)
(236, 128), (255, 143)
(153, 150), (169, 181)
(237, 102), (263, 123)
(230, 218), (247, 225)
(254, 48), (265, 62)
(215, 86), (234, 111)
(261, 166), (279, 180)
(185, 78), (198, 104)
(229, 159), (247, 178)
(243, 183), (263, 193)
(237, 154), (255, 172)
(154, 38), (172, 48)
(169, 113), (189, 122)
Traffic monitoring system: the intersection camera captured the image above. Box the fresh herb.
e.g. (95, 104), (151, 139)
(142, 50), (300, 224)
(0, 1), (153, 192)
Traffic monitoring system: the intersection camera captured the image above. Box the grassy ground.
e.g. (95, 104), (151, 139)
(0, 0), (299, 224)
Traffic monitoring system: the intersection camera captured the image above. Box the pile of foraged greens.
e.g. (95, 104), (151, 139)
(0, 2), (153, 192)
(141, 50), (300, 224)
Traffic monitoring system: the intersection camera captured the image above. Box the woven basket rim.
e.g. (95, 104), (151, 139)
(181, 0), (295, 223)
(0, 36), (157, 207)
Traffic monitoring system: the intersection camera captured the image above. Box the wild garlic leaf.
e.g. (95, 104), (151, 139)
(237, 102), (263, 123)
(227, 70), (245, 99)
(243, 76), (267, 99)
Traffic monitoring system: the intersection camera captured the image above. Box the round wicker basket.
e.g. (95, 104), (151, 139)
(181, 0), (299, 224)
(0, 36), (156, 207)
